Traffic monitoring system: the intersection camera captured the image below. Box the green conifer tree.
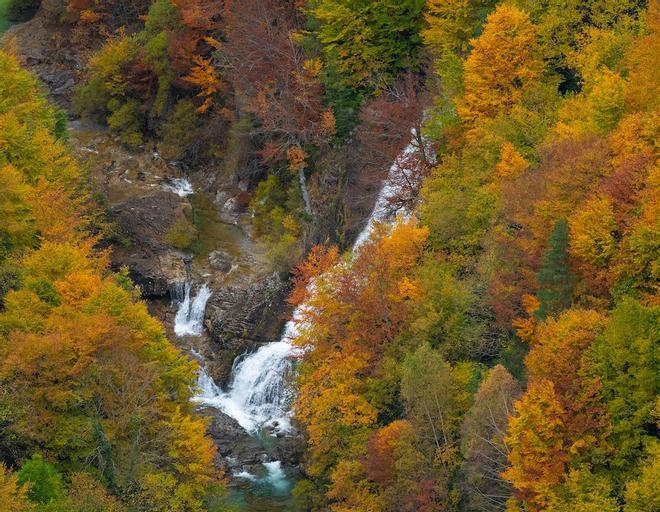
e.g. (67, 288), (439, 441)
(535, 219), (576, 319)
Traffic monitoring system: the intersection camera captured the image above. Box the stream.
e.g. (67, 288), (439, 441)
(8, 66), (418, 504)
(0, 10), (421, 511)
(63, 115), (421, 508)
(180, 134), (422, 508)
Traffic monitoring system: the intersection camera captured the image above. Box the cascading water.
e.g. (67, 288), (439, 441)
(174, 283), (212, 337)
(166, 177), (194, 197)
(196, 338), (296, 432)
(194, 134), (422, 434)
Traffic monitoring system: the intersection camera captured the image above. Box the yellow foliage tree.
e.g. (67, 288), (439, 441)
(183, 55), (224, 113)
(569, 196), (618, 268)
(0, 465), (33, 512)
(624, 441), (660, 512)
(495, 142), (529, 179)
(458, 4), (543, 123)
(423, 0), (496, 54)
(503, 380), (568, 512)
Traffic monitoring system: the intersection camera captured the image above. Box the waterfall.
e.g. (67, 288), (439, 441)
(169, 281), (187, 304)
(193, 137), (420, 434)
(166, 177), (194, 197)
(174, 283), (212, 337)
(195, 338), (298, 433)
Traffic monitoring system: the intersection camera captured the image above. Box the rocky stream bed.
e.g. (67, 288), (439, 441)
(68, 120), (302, 509)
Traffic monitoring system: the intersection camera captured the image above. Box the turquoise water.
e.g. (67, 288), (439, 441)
(227, 461), (298, 511)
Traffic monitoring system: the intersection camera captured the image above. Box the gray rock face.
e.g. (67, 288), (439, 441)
(208, 250), (233, 273)
(3, 11), (83, 108)
(206, 273), (290, 353)
(202, 408), (303, 471)
(110, 192), (189, 297)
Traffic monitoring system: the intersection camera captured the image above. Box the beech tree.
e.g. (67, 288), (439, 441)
(0, 50), (225, 511)
(401, 344), (458, 452)
(224, 0), (332, 216)
(292, 220), (428, 506)
(503, 380), (568, 511)
(0, 464), (32, 512)
(423, 0), (497, 55)
(458, 4), (544, 123)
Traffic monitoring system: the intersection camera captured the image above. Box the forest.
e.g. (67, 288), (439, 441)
(0, 0), (658, 511)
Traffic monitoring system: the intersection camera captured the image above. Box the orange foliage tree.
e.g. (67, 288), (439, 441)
(291, 219), (428, 505)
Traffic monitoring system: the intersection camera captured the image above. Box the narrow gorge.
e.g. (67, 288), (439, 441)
(2, 1), (657, 511)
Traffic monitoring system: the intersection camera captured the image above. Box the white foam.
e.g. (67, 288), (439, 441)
(174, 283), (212, 337)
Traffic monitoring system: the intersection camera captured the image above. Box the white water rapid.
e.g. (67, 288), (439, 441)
(166, 177), (194, 197)
(174, 283), (213, 337)
(193, 134), (422, 434)
(232, 461), (291, 492)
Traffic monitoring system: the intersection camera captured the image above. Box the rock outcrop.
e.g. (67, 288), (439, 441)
(207, 273), (290, 350)
(204, 409), (268, 465)
(110, 192), (189, 297)
(200, 274), (290, 385)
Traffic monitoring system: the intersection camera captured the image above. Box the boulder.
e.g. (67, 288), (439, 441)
(203, 409), (267, 465)
(208, 250), (233, 273)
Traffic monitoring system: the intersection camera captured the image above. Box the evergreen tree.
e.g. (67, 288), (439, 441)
(16, 454), (64, 505)
(536, 219), (576, 319)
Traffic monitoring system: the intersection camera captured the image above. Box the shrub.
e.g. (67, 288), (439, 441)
(165, 215), (197, 250)
(157, 99), (201, 160)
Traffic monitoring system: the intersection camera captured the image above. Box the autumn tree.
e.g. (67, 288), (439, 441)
(353, 76), (430, 215)
(311, 0), (426, 89)
(423, 0), (497, 55)
(458, 4), (544, 123)
(365, 420), (431, 511)
(460, 365), (521, 512)
(74, 0), (226, 155)
(512, 0), (645, 80)
(588, 299), (659, 476)
(0, 464), (33, 512)
(292, 219), (428, 507)
(523, 309), (612, 474)
(569, 195), (618, 268)
(624, 441), (660, 512)
(503, 380), (568, 511)
(400, 344), (478, 507)
(401, 344), (459, 452)
(0, 49), (225, 511)
(547, 468), (619, 512)
(224, 0), (334, 222)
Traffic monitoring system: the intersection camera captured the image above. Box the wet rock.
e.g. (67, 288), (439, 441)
(223, 197), (241, 214)
(207, 273), (289, 351)
(214, 190), (231, 206)
(203, 409), (267, 465)
(124, 251), (188, 297)
(274, 430), (304, 466)
(208, 250), (233, 273)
